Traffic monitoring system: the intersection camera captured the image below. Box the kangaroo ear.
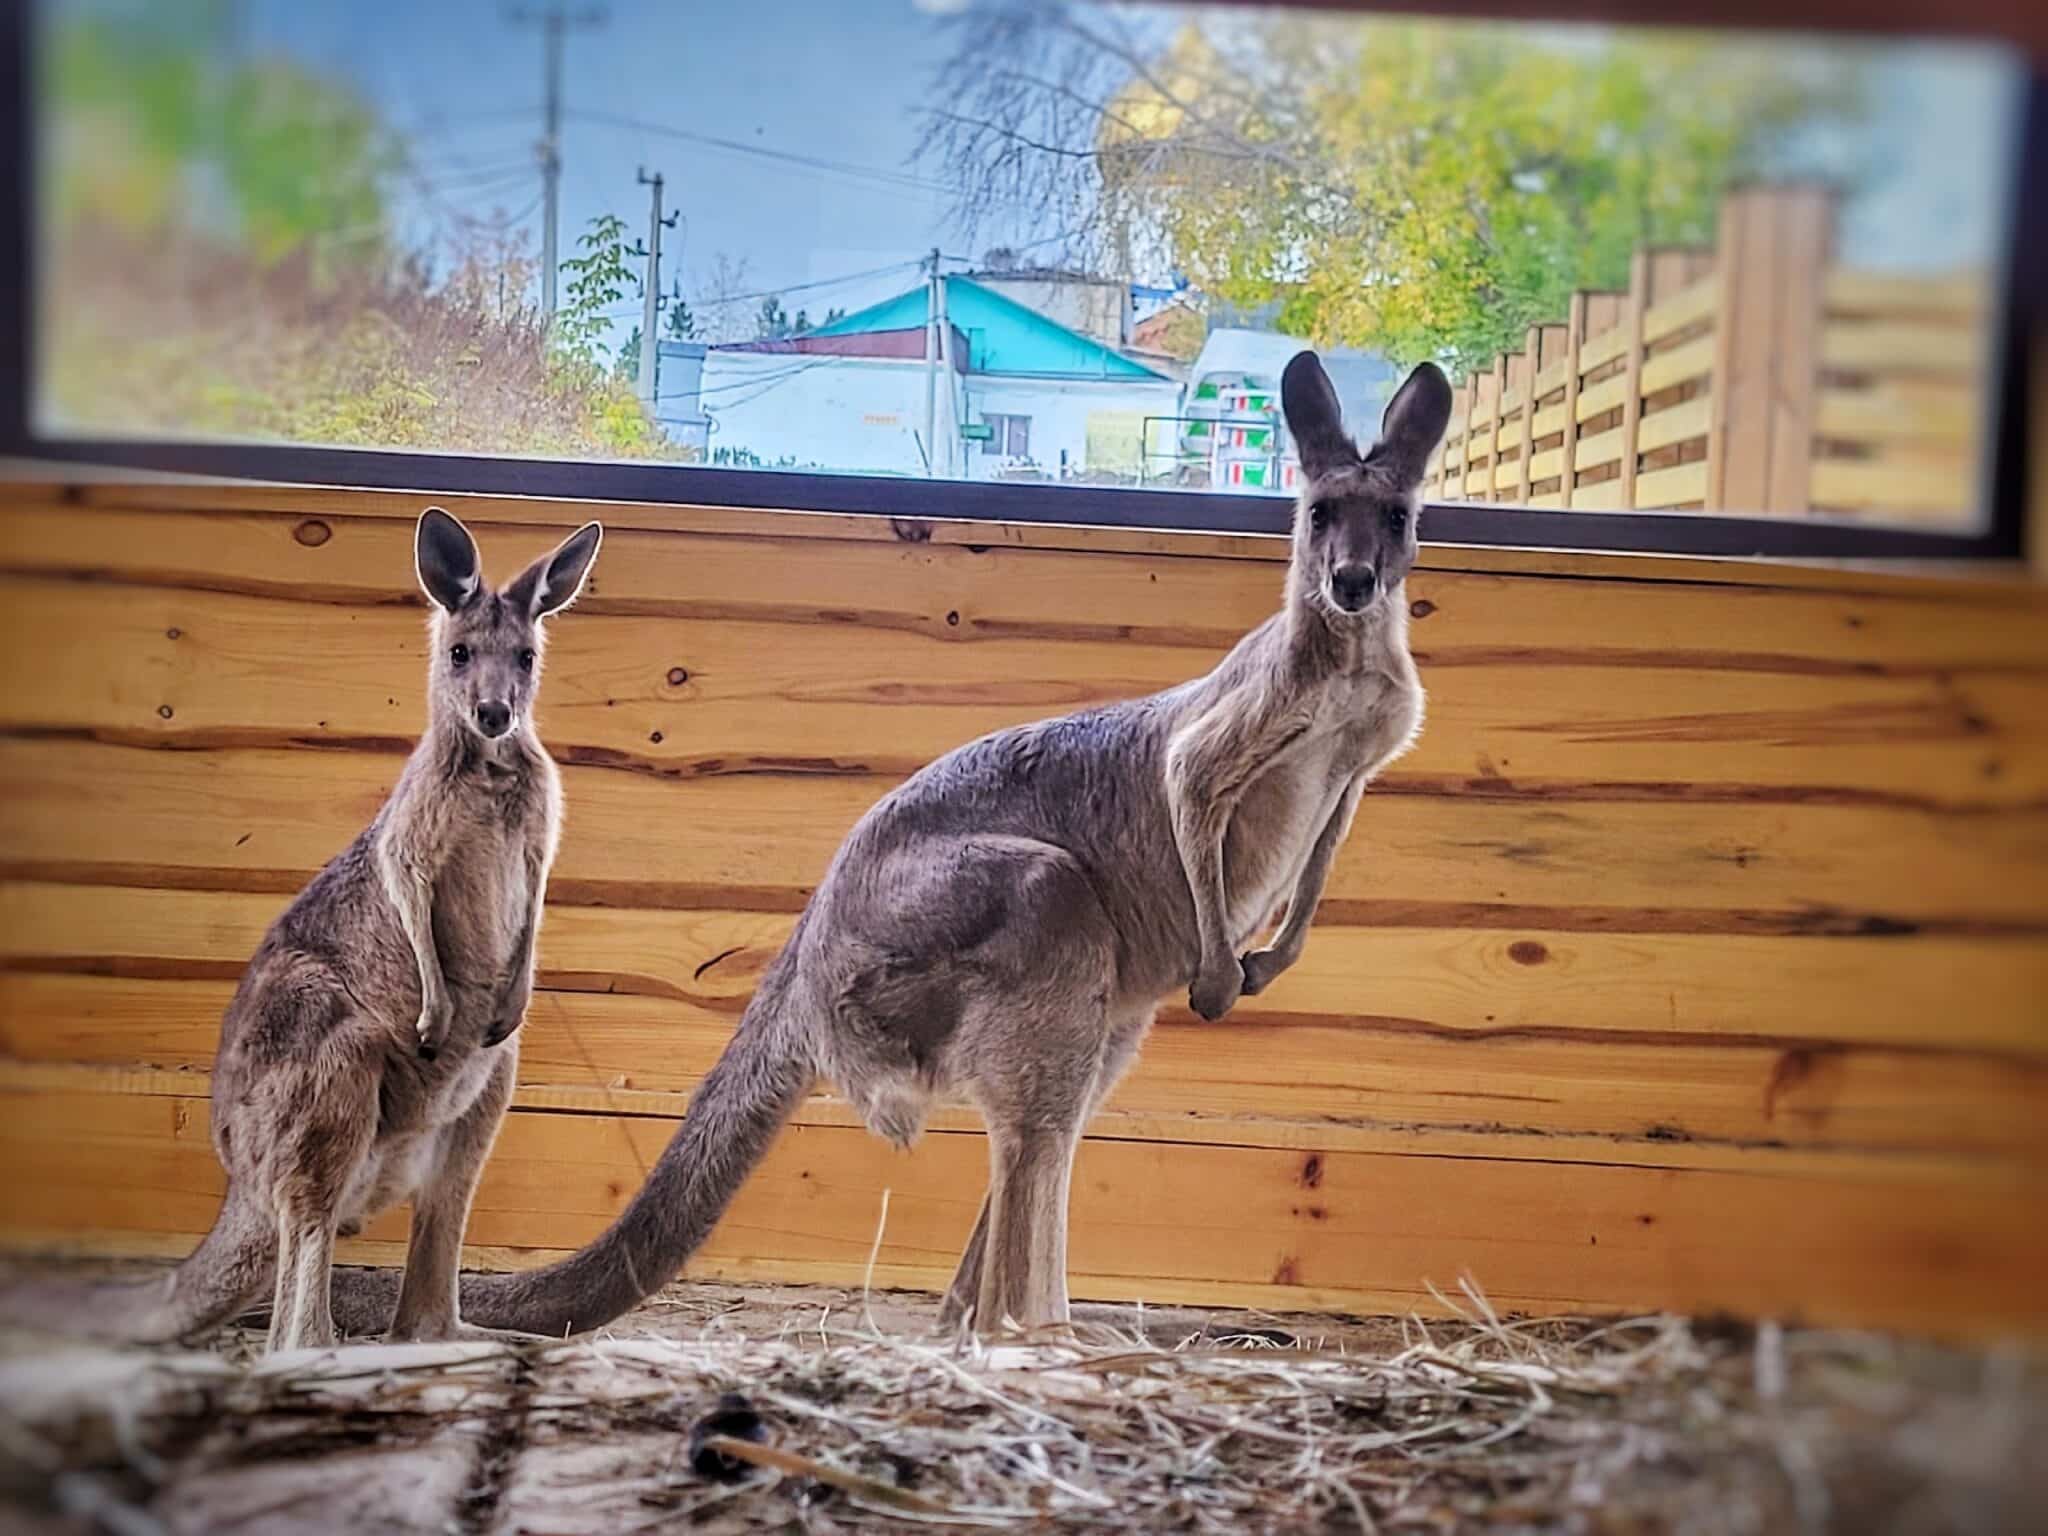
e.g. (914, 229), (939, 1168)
(1282, 351), (1355, 478)
(1366, 363), (1454, 490)
(506, 521), (603, 619)
(415, 507), (482, 613)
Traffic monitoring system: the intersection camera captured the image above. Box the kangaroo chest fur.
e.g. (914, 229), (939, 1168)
(430, 790), (540, 1001)
(1219, 654), (1422, 945)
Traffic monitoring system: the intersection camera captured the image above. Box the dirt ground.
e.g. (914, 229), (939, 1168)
(2, 1260), (2044, 1535)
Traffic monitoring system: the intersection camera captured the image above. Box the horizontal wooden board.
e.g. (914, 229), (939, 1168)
(1636, 462), (1710, 510)
(1821, 323), (1981, 377)
(1642, 279), (1718, 346)
(1824, 271), (1985, 318)
(1578, 325), (1632, 376)
(1816, 384), (1980, 447)
(22, 479), (2036, 601)
(1576, 375), (1630, 424)
(6, 879), (2044, 1060)
(1639, 337), (1715, 396)
(6, 737), (2048, 929)
(1812, 458), (1977, 519)
(6, 969), (2043, 1170)
(5, 575), (2043, 809)
(4, 502), (2038, 667)
(1637, 396), (1713, 456)
(1573, 427), (1627, 474)
(4, 1087), (2042, 1336)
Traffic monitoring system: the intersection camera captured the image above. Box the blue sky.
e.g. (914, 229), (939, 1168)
(176, 1), (2030, 350)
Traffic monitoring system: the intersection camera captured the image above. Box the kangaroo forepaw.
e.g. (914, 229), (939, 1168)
(482, 989), (528, 1048)
(1189, 956), (1245, 1021)
(1239, 945), (1296, 997)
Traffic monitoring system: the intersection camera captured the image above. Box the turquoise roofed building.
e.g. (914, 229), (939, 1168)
(697, 275), (1181, 482)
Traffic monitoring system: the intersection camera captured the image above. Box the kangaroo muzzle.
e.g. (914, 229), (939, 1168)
(1329, 563), (1378, 613)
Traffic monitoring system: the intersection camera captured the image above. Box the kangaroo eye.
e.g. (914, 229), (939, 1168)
(1309, 502), (1332, 532)
(518, 649), (535, 673)
(449, 644), (471, 668)
(1385, 505), (1408, 533)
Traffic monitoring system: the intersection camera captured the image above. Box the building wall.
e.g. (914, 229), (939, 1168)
(1, 480), (2044, 1339)
(964, 376), (1181, 482)
(699, 352), (948, 476)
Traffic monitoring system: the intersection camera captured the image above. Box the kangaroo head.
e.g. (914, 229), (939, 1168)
(1281, 352), (1451, 621)
(413, 507), (603, 743)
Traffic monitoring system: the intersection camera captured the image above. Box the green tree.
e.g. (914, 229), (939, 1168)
(554, 213), (638, 366)
(666, 299), (698, 340)
(616, 324), (642, 383)
(46, 0), (395, 264)
(926, 7), (1865, 374)
(822, 306), (847, 328)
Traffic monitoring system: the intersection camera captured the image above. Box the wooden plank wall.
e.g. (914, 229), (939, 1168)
(1, 481), (2045, 1339)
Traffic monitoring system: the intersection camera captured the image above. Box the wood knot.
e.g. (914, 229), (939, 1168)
(165, 627), (182, 640)
(1298, 1153), (1324, 1189)
(157, 704), (174, 720)
(889, 517), (934, 543)
(667, 666), (689, 687)
(1272, 1257), (1301, 1286)
(1507, 940), (1548, 966)
(945, 610), (960, 627)
(1409, 598), (1437, 619)
(293, 518), (332, 547)
(649, 730), (664, 745)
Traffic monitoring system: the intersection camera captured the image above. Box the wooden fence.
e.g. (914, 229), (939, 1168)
(1429, 186), (1988, 524)
(1, 482), (2045, 1338)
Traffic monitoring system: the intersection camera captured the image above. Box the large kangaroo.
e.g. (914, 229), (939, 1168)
(2, 509), (601, 1351)
(330, 350), (1450, 1340)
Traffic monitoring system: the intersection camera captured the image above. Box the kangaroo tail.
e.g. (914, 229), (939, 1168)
(331, 960), (816, 1340)
(0, 1184), (272, 1345)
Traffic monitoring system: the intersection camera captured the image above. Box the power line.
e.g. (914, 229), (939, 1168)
(566, 108), (946, 199)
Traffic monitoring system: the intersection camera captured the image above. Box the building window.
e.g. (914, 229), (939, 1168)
(4, 0), (2033, 559)
(982, 414), (1031, 459)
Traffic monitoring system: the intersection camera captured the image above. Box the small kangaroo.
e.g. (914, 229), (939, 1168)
(329, 351), (1449, 1340)
(2, 508), (602, 1351)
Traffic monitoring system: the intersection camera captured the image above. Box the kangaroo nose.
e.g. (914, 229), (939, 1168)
(1330, 564), (1378, 613)
(476, 701), (512, 737)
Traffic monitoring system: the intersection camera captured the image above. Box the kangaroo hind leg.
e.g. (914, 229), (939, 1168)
(389, 1052), (533, 1343)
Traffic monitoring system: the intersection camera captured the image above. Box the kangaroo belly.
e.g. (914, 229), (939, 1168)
(431, 836), (528, 992)
(1223, 752), (1343, 942)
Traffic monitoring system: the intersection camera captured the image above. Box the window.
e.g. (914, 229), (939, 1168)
(982, 414), (1031, 459)
(3, 1), (2037, 558)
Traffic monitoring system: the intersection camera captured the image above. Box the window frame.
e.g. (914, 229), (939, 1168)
(0, 1), (2038, 564)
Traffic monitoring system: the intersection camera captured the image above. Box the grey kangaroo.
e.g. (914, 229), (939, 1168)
(328, 350), (1450, 1340)
(2, 509), (602, 1351)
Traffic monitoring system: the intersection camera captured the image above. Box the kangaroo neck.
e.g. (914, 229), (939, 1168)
(1280, 575), (1409, 685)
(418, 714), (539, 786)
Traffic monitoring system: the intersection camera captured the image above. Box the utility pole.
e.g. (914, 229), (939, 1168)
(922, 248), (941, 477)
(508, 4), (606, 322)
(934, 262), (954, 478)
(635, 167), (679, 405)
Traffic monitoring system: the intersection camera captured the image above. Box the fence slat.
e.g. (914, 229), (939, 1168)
(1559, 293), (1588, 509)
(1513, 327), (1540, 503)
(1617, 251), (1652, 508)
(1767, 192), (1831, 515)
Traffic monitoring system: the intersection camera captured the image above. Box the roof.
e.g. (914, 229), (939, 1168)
(712, 325), (967, 372)
(812, 278), (1167, 382)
